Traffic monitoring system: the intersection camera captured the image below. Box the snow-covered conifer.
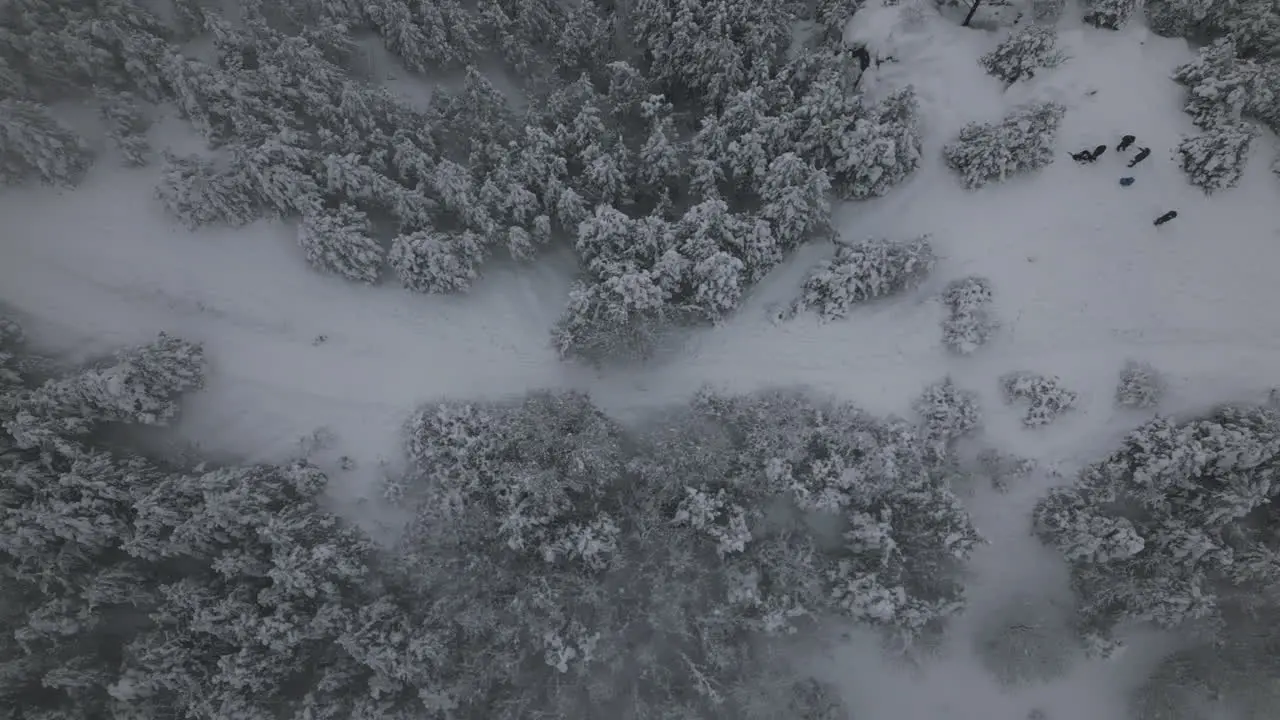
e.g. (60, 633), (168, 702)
(793, 236), (935, 321)
(96, 89), (151, 166)
(944, 102), (1066, 189)
(155, 152), (260, 229)
(758, 152), (832, 252)
(1082, 0), (1140, 29)
(552, 271), (668, 362)
(389, 229), (485, 293)
(914, 377), (982, 450)
(1032, 0), (1067, 23)
(1176, 122), (1257, 193)
(827, 87), (924, 200)
(975, 596), (1074, 686)
(0, 99), (93, 185)
(1172, 39), (1278, 131)
(298, 204), (386, 283)
(979, 26), (1065, 85)
(1115, 360), (1166, 409)
(1000, 371), (1077, 428)
(977, 448), (1037, 491)
(941, 276), (998, 354)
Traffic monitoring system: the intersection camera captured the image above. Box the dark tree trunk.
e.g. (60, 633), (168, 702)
(962, 0), (982, 26)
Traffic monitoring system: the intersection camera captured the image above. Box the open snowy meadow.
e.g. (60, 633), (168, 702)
(3, 0), (1279, 718)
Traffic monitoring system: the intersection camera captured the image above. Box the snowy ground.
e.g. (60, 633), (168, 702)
(2, 3), (1279, 719)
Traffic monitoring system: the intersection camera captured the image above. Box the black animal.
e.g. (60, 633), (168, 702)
(1091, 144), (1107, 160)
(1154, 210), (1178, 226)
(1117, 135), (1136, 151)
(1127, 147), (1151, 167)
(1070, 149), (1095, 163)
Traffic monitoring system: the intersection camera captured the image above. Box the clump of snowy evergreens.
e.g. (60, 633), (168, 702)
(397, 387), (979, 716)
(792, 236), (936, 321)
(979, 26), (1065, 85)
(974, 595), (1075, 686)
(944, 102), (1067, 189)
(155, 152), (260, 230)
(96, 89), (152, 167)
(0, 99), (93, 186)
(1147, 0), (1280, 59)
(977, 447), (1038, 491)
(1173, 39), (1280, 132)
(1082, 0), (1140, 30)
(297, 204), (385, 283)
(941, 276), (998, 354)
(914, 377), (982, 451)
(1133, 624), (1280, 720)
(1115, 359), (1166, 409)
(1176, 122), (1258, 193)
(1000, 371), (1078, 427)
(1033, 405), (1280, 655)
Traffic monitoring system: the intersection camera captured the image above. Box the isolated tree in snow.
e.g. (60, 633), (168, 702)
(941, 276), (998, 354)
(155, 152), (260, 229)
(1176, 121), (1257, 193)
(1082, 0), (1140, 30)
(297, 204), (386, 283)
(0, 99), (93, 185)
(1034, 405), (1280, 655)
(792, 236), (936, 321)
(1000, 371), (1077, 428)
(1032, 0), (1067, 23)
(389, 229), (486, 293)
(979, 25), (1065, 85)
(1115, 359), (1166, 409)
(914, 377), (982, 453)
(943, 101), (1066, 189)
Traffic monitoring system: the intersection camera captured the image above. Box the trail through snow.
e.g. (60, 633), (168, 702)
(2, 4), (1280, 718)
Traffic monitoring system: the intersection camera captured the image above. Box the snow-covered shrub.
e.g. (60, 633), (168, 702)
(297, 204), (385, 283)
(1175, 122), (1257, 193)
(1115, 359), (1166, 409)
(1000, 371), (1078, 427)
(1032, 0), (1067, 23)
(96, 89), (151, 167)
(979, 26), (1065, 85)
(977, 448), (1038, 491)
(914, 377), (982, 451)
(1033, 406), (1280, 652)
(1082, 0), (1140, 29)
(0, 99), (93, 186)
(941, 276), (997, 354)
(389, 229), (485, 293)
(155, 152), (260, 229)
(943, 102), (1066, 189)
(974, 595), (1074, 686)
(793, 236), (935, 321)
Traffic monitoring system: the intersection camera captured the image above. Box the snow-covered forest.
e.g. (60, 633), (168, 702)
(3, 0), (1280, 718)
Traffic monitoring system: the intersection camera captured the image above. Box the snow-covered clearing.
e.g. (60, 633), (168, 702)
(2, 2), (1279, 718)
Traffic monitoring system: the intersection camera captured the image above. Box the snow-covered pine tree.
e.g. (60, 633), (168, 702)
(96, 89), (151, 166)
(1032, 0), (1067, 23)
(297, 204), (386, 283)
(979, 25), (1065, 85)
(1115, 359), (1165, 409)
(1000, 371), (1077, 428)
(155, 152), (261, 229)
(914, 377), (982, 453)
(943, 102), (1066, 189)
(792, 236), (936, 321)
(975, 595), (1075, 686)
(1082, 0), (1140, 29)
(389, 229), (486, 293)
(1175, 121), (1257, 193)
(757, 152), (832, 255)
(0, 99), (93, 185)
(941, 276), (998, 354)
(1172, 38), (1280, 131)
(829, 87), (925, 200)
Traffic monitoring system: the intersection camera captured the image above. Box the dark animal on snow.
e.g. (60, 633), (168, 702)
(1154, 210), (1177, 226)
(1127, 147), (1151, 167)
(1070, 149), (1095, 163)
(1117, 135), (1136, 151)
(1091, 144), (1107, 160)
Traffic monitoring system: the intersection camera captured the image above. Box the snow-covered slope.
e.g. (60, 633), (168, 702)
(2, 4), (1278, 717)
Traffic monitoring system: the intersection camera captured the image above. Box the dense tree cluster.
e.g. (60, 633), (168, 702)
(396, 387), (980, 717)
(1033, 405), (1280, 656)
(979, 26), (1064, 86)
(789, 235), (936, 321)
(1147, 0), (1280, 60)
(943, 102), (1066, 189)
(1082, 0), (1140, 30)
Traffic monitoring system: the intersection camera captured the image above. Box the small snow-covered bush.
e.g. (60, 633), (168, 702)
(977, 448), (1037, 491)
(1176, 122), (1257, 194)
(941, 276), (997, 354)
(389, 229), (485, 293)
(974, 595), (1075, 686)
(1032, 0), (1066, 23)
(1034, 406), (1280, 652)
(155, 152), (260, 229)
(914, 377), (982, 450)
(979, 26), (1065, 85)
(1082, 0), (1140, 29)
(944, 102), (1066, 189)
(1115, 360), (1166, 409)
(0, 99), (93, 186)
(297, 204), (385, 283)
(793, 236), (935, 321)
(1001, 371), (1077, 427)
